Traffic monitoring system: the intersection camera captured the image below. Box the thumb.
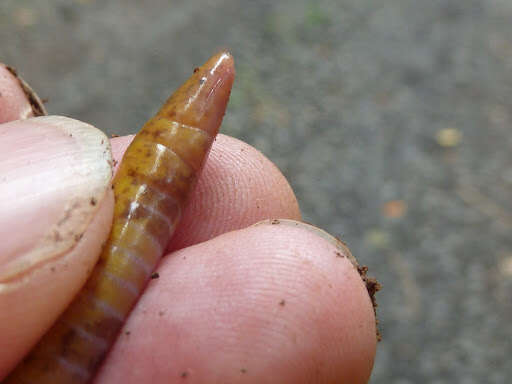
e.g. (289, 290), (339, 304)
(0, 116), (114, 377)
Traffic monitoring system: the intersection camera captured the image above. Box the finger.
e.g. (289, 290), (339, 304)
(109, 134), (302, 251)
(0, 116), (113, 378)
(95, 220), (377, 384)
(0, 64), (46, 123)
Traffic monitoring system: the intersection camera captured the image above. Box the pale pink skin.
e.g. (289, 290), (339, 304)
(0, 64), (377, 383)
(0, 64), (35, 122)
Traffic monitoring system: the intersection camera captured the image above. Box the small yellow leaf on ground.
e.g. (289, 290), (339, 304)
(436, 128), (462, 147)
(500, 255), (512, 277)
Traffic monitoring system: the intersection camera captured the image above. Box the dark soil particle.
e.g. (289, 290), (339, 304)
(334, 237), (381, 341)
(150, 272), (160, 279)
(357, 265), (382, 341)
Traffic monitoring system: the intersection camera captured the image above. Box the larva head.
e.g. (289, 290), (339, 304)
(157, 51), (235, 136)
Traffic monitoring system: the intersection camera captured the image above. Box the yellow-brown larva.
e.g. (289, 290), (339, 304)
(5, 51), (235, 384)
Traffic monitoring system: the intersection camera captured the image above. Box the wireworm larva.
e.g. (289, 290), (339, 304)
(5, 51), (235, 384)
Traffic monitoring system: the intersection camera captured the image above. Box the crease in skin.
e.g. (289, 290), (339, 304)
(0, 117), (112, 282)
(5, 51), (235, 384)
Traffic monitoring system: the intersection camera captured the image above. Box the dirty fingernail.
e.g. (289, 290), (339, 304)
(0, 64), (46, 122)
(0, 116), (112, 281)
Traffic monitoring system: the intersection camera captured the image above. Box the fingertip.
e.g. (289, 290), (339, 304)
(209, 220), (377, 383)
(0, 116), (114, 378)
(97, 220), (377, 384)
(0, 117), (113, 277)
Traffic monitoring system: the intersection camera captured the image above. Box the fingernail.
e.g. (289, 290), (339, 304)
(250, 219), (359, 267)
(0, 64), (47, 121)
(0, 116), (112, 281)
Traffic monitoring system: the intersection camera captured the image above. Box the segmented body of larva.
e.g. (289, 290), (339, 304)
(5, 51), (235, 384)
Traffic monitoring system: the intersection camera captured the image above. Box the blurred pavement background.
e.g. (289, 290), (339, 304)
(1, 0), (511, 382)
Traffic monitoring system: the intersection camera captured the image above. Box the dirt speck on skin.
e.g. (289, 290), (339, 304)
(181, 371), (188, 378)
(279, 299), (286, 306)
(271, 219), (280, 225)
(335, 251), (344, 258)
(335, 237), (381, 341)
(150, 272), (159, 279)
(357, 265), (382, 341)
(90, 197), (97, 206)
(125, 330), (131, 336)
(240, 368), (247, 374)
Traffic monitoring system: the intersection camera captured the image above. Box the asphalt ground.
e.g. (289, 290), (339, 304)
(1, 0), (511, 382)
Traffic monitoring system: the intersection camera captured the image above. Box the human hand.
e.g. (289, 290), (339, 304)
(0, 64), (377, 383)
